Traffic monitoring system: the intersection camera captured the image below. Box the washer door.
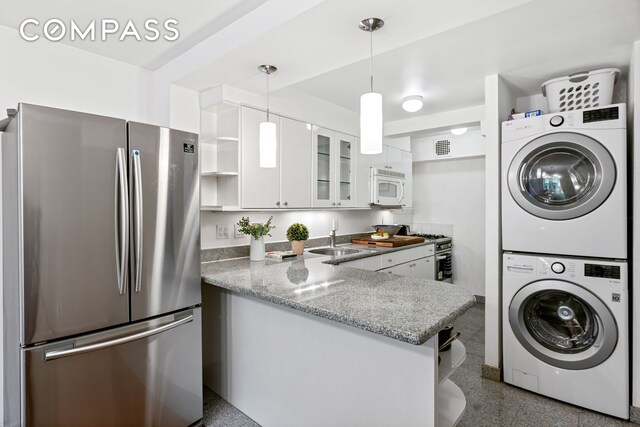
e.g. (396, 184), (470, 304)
(507, 132), (616, 220)
(509, 280), (617, 370)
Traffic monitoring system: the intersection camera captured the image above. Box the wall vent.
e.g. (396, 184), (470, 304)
(434, 138), (452, 157)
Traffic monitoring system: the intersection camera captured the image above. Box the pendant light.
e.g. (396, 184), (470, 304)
(258, 64), (277, 168)
(359, 18), (384, 155)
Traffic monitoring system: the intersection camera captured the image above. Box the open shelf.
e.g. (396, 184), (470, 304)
(438, 379), (466, 427)
(201, 136), (239, 144)
(438, 340), (467, 384)
(201, 171), (239, 177)
(200, 205), (241, 211)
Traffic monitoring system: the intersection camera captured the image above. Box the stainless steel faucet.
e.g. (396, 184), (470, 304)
(329, 229), (337, 248)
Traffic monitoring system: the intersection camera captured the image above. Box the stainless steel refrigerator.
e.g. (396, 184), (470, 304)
(2, 104), (202, 426)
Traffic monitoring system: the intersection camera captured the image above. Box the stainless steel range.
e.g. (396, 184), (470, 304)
(412, 234), (453, 283)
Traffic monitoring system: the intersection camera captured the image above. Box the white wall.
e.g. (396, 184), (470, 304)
(202, 209), (378, 249)
(411, 157), (486, 297)
(0, 25), (150, 122)
(0, 24), (154, 422)
(483, 74), (516, 371)
(412, 128), (485, 162)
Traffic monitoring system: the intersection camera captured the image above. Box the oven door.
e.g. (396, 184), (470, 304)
(436, 251), (453, 283)
(372, 176), (405, 206)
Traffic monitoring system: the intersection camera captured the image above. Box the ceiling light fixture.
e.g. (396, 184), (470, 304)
(402, 95), (423, 113)
(359, 17), (384, 155)
(450, 127), (468, 136)
(258, 64), (277, 168)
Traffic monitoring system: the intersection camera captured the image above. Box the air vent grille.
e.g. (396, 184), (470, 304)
(434, 139), (452, 157)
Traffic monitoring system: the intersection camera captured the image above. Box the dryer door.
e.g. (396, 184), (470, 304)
(507, 132), (616, 220)
(509, 279), (617, 370)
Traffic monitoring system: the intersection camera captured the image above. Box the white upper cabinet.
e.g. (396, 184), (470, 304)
(280, 117), (312, 208)
(312, 127), (358, 208)
(354, 137), (372, 208)
(401, 150), (413, 209)
(241, 106), (281, 209)
(312, 126), (336, 207)
(335, 132), (356, 207)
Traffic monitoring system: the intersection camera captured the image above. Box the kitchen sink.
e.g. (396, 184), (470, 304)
(308, 247), (362, 257)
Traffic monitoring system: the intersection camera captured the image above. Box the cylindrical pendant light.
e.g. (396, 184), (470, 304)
(258, 64), (277, 168)
(359, 18), (384, 155)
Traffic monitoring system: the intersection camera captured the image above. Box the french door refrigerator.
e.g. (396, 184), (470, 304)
(2, 104), (202, 426)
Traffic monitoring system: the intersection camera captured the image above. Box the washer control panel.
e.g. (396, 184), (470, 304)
(539, 259), (576, 278)
(549, 115), (564, 127)
(585, 263), (621, 280)
(550, 262), (565, 273)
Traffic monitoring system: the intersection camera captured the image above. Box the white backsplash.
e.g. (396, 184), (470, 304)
(201, 209), (381, 249)
(411, 222), (454, 236)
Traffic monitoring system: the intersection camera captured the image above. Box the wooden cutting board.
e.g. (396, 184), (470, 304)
(351, 235), (426, 247)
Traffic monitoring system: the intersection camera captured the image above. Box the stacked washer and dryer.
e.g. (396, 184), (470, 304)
(501, 104), (629, 418)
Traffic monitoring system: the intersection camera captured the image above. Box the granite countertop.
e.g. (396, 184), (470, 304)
(201, 248), (475, 346)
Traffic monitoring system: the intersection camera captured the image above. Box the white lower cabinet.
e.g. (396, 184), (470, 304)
(341, 245), (435, 280)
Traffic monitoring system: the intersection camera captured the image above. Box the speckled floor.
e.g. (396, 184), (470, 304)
(201, 302), (638, 427)
(454, 303), (638, 427)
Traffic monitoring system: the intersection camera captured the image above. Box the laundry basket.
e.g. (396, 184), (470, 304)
(541, 68), (620, 113)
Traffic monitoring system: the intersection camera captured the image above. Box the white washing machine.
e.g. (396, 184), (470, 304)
(501, 104), (627, 259)
(503, 253), (629, 418)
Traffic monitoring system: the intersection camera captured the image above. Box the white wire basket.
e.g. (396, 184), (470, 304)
(541, 68), (620, 113)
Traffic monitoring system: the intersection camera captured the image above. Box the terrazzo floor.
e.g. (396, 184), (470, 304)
(202, 302), (637, 427)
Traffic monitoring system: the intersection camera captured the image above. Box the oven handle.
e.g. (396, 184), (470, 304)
(436, 255), (448, 260)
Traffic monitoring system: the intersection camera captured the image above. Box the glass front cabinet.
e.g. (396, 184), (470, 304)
(312, 126), (356, 208)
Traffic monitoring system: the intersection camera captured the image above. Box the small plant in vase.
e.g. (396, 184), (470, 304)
(286, 223), (309, 255)
(237, 216), (275, 261)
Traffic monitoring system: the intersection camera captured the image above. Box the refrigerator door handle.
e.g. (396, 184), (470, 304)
(44, 314), (194, 361)
(132, 149), (143, 293)
(115, 148), (129, 295)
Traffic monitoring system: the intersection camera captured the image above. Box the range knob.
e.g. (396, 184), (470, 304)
(551, 262), (565, 274)
(550, 115), (564, 127)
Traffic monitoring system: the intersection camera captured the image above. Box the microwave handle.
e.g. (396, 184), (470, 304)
(398, 181), (405, 203)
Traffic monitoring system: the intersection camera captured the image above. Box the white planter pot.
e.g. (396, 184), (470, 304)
(250, 236), (265, 261)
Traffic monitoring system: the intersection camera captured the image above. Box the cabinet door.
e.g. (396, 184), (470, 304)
(354, 137), (373, 208)
(312, 126), (335, 207)
(408, 257), (433, 280)
(401, 150), (413, 208)
(424, 256), (435, 280)
(241, 107), (280, 208)
(386, 146), (402, 170)
(280, 117), (312, 208)
(335, 132), (355, 207)
(380, 262), (412, 276)
(369, 144), (388, 170)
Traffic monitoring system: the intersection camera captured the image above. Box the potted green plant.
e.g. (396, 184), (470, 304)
(286, 223), (309, 255)
(237, 216), (275, 261)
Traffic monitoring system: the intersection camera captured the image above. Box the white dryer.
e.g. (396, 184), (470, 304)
(503, 253), (628, 418)
(501, 104), (627, 259)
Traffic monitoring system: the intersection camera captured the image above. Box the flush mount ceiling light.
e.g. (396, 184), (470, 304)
(402, 95), (423, 113)
(359, 17), (384, 155)
(258, 64), (277, 168)
(450, 127), (468, 136)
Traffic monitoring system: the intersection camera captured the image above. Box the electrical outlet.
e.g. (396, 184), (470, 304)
(234, 225), (243, 239)
(216, 224), (229, 239)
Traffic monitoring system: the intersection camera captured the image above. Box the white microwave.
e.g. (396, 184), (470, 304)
(370, 168), (406, 207)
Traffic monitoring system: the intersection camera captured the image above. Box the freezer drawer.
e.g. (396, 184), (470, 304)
(21, 308), (202, 427)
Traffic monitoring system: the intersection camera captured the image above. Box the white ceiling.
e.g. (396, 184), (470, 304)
(0, 0), (268, 69)
(4, 0), (639, 118)
(173, 0), (640, 121)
